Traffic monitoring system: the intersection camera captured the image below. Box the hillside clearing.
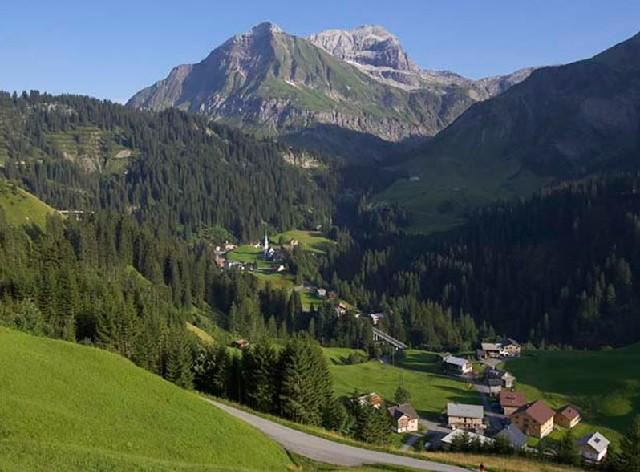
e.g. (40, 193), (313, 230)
(325, 348), (482, 422)
(0, 180), (57, 228)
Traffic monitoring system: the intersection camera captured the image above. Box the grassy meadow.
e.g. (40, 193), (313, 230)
(325, 348), (482, 422)
(507, 344), (640, 445)
(0, 328), (293, 471)
(0, 180), (57, 228)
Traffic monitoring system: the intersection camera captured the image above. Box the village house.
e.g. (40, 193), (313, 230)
(356, 392), (383, 409)
(223, 240), (237, 251)
(447, 403), (485, 432)
(496, 424), (528, 450)
(369, 312), (384, 325)
(479, 342), (502, 358)
(442, 355), (472, 375)
(440, 429), (493, 449)
(555, 405), (581, 429)
(485, 378), (503, 396)
(478, 339), (521, 359)
(316, 288), (327, 298)
(499, 390), (527, 416)
(577, 432), (610, 463)
(511, 400), (555, 439)
(501, 338), (521, 357)
(387, 403), (419, 433)
(485, 368), (516, 388)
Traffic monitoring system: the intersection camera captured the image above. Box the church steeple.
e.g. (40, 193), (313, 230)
(263, 231), (269, 254)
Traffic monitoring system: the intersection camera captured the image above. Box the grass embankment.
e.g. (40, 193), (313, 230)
(507, 345), (640, 445)
(325, 348), (482, 422)
(0, 180), (57, 228)
(0, 328), (293, 471)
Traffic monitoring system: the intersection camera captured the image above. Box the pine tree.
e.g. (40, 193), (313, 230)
(616, 416), (640, 472)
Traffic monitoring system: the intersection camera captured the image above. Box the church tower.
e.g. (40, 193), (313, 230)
(263, 231), (269, 255)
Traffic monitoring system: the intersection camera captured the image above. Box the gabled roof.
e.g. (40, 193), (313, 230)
(481, 342), (500, 351)
(447, 402), (484, 419)
(578, 432), (610, 453)
(444, 356), (469, 368)
(515, 400), (555, 424)
(499, 390), (526, 408)
(556, 405), (581, 421)
(387, 403), (418, 420)
(497, 424), (528, 449)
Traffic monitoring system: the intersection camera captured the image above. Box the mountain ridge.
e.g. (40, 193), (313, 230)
(127, 22), (532, 148)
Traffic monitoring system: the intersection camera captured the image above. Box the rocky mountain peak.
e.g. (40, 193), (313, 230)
(308, 24), (418, 72)
(250, 21), (283, 36)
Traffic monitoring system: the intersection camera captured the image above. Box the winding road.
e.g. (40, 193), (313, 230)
(206, 399), (472, 471)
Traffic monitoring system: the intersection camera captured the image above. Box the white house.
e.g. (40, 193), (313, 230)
(578, 432), (610, 463)
(441, 429), (493, 449)
(442, 355), (472, 375)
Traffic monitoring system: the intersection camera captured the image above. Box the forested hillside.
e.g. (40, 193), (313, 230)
(0, 91), (332, 240)
(326, 175), (640, 349)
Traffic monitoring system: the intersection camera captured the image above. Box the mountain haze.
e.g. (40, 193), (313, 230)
(128, 22), (532, 149)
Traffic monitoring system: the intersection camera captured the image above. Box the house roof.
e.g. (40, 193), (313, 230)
(556, 405), (581, 421)
(441, 429), (494, 446)
(516, 400), (555, 424)
(578, 432), (610, 453)
(444, 356), (469, 368)
(448, 402), (484, 419)
(499, 390), (526, 408)
(497, 424), (528, 449)
(481, 342), (500, 351)
(387, 403), (418, 421)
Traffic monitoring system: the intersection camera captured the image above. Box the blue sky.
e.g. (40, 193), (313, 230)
(1, 0), (639, 102)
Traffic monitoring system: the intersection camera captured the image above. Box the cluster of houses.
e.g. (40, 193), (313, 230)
(435, 340), (610, 463)
(355, 392), (420, 434)
(444, 396), (609, 462)
(212, 234), (290, 273)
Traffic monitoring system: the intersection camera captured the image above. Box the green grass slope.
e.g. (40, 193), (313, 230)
(325, 348), (482, 422)
(0, 328), (292, 471)
(0, 180), (57, 228)
(507, 345), (640, 445)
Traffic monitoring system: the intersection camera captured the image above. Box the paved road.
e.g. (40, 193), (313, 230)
(206, 399), (472, 472)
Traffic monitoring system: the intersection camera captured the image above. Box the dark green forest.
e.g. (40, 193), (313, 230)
(0, 91), (333, 240)
(324, 176), (640, 349)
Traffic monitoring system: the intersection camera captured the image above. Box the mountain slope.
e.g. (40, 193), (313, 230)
(0, 92), (331, 240)
(380, 32), (640, 232)
(128, 23), (530, 148)
(0, 179), (56, 228)
(0, 327), (292, 471)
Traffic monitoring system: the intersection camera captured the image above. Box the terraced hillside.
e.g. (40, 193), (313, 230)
(0, 328), (293, 471)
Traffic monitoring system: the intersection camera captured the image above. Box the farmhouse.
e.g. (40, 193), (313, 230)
(369, 312), (385, 325)
(496, 424), (528, 450)
(577, 432), (610, 463)
(387, 403), (419, 433)
(441, 429), (493, 449)
(499, 390), (527, 416)
(442, 355), (472, 375)
(316, 288), (327, 298)
(511, 400), (555, 439)
(480, 342), (502, 358)
(501, 338), (521, 357)
(555, 405), (581, 429)
(478, 339), (521, 358)
(447, 403), (485, 432)
(485, 368), (516, 388)
(356, 392), (383, 409)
